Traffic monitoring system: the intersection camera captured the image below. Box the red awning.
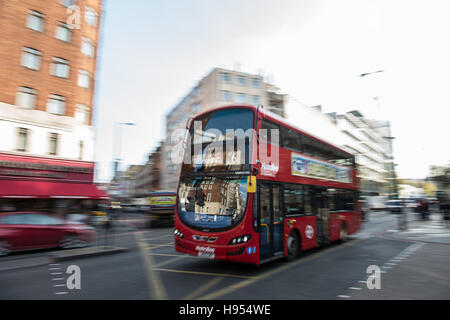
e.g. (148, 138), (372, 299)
(0, 180), (109, 200)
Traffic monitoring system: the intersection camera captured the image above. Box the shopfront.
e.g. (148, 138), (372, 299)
(0, 153), (108, 217)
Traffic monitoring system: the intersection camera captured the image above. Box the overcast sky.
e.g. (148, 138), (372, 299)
(93, 0), (450, 182)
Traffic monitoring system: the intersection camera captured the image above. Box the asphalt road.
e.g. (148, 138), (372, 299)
(1, 211), (449, 300)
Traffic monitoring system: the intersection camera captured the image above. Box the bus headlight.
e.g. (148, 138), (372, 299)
(229, 235), (251, 245)
(174, 229), (184, 238)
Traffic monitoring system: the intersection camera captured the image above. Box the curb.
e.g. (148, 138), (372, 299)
(50, 246), (129, 262)
(0, 256), (50, 272)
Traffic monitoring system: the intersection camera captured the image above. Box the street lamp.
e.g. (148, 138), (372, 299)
(360, 70), (384, 77)
(113, 122), (136, 180)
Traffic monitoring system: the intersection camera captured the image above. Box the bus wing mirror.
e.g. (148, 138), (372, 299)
(247, 176), (256, 193)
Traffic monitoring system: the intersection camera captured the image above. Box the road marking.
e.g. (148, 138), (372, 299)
(147, 253), (186, 257)
(152, 268), (256, 279)
(53, 284), (66, 287)
(52, 278), (64, 281)
(358, 280), (367, 284)
(198, 237), (365, 300)
(337, 295), (350, 298)
(135, 232), (168, 300)
(183, 277), (224, 300)
(55, 292), (69, 295)
(146, 243), (173, 249)
(349, 287), (362, 290)
(50, 272), (63, 275)
(153, 255), (187, 268)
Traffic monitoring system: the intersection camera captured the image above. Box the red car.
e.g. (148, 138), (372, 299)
(0, 212), (96, 256)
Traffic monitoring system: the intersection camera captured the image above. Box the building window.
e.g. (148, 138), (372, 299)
(26, 10), (44, 32)
(75, 104), (89, 124)
(48, 133), (59, 156)
(237, 75), (246, 86)
(251, 78), (260, 88)
(16, 128), (29, 152)
(51, 57), (70, 78)
(55, 22), (71, 42)
(78, 141), (84, 160)
(78, 70), (90, 89)
(47, 94), (66, 115)
(252, 95), (260, 105)
(21, 47), (41, 71)
(81, 37), (94, 57)
(235, 93), (247, 104)
(16, 87), (37, 109)
(219, 72), (232, 84)
(220, 90), (232, 102)
(85, 6), (98, 27)
(61, 0), (76, 7)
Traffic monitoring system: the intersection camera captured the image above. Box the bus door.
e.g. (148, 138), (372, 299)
(314, 188), (330, 246)
(258, 183), (284, 260)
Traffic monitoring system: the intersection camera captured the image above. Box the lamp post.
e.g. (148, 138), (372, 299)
(113, 122), (135, 181)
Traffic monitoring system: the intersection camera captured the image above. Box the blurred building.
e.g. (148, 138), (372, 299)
(161, 67), (287, 190)
(113, 142), (163, 199)
(0, 0), (106, 212)
(335, 111), (397, 196)
(285, 102), (397, 197)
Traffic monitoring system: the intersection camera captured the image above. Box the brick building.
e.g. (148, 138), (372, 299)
(0, 0), (107, 211)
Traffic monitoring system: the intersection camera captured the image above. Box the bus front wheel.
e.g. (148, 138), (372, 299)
(286, 231), (301, 262)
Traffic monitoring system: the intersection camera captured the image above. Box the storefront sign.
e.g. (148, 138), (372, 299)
(0, 161), (92, 173)
(291, 152), (351, 183)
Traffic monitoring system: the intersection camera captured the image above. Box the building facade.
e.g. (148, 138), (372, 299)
(0, 0), (101, 160)
(162, 67), (287, 190)
(284, 102), (396, 197)
(0, 0), (105, 211)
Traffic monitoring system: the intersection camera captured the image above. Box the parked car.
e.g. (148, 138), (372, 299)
(0, 212), (95, 256)
(386, 200), (403, 213)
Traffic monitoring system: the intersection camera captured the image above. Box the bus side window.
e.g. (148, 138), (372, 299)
(283, 184), (304, 216)
(260, 120), (280, 146)
(304, 186), (313, 216)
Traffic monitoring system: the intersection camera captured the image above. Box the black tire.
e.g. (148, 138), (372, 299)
(286, 231), (301, 262)
(340, 223), (348, 242)
(0, 240), (11, 256)
(59, 234), (86, 249)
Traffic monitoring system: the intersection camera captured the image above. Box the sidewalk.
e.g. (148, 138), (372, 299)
(383, 210), (450, 244)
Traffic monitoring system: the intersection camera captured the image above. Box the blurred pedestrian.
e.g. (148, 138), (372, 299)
(418, 198), (428, 221)
(440, 197), (450, 227)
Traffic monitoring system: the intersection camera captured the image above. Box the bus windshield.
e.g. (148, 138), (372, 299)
(182, 108), (254, 173)
(178, 176), (248, 230)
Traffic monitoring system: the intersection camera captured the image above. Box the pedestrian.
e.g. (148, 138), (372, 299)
(418, 199), (428, 221)
(441, 198), (450, 227)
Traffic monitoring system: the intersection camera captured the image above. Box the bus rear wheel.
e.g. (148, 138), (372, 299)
(286, 231), (301, 262)
(340, 224), (348, 242)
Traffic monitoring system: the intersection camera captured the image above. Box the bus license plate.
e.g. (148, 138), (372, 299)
(196, 246), (215, 259)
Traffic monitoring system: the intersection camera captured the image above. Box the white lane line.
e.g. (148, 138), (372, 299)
(349, 287), (362, 290)
(358, 280), (367, 284)
(337, 295), (351, 298)
(49, 267), (61, 270)
(53, 284), (66, 287)
(50, 272), (63, 275)
(55, 292), (69, 295)
(52, 278), (65, 281)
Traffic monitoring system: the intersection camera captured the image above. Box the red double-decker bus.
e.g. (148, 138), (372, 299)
(174, 105), (361, 265)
